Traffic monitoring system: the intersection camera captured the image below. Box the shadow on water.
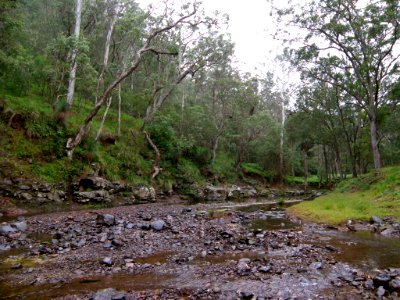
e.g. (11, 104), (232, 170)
(0, 272), (176, 299)
(315, 229), (400, 271)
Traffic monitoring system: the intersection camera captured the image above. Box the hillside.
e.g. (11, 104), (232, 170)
(288, 167), (400, 224)
(0, 93), (279, 198)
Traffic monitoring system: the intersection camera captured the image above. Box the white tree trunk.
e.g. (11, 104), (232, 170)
(66, 0), (83, 109)
(95, 1), (119, 105)
(96, 96), (112, 141)
(279, 98), (285, 182)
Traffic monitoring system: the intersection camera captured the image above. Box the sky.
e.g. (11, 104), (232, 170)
(136, 0), (289, 77)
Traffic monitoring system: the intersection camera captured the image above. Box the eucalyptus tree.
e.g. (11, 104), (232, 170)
(277, 0), (400, 170)
(66, 0), (83, 108)
(66, 1), (230, 160)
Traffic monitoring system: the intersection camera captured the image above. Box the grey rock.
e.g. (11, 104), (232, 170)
(374, 274), (391, 287)
(20, 192), (32, 201)
(370, 216), (383, 224)
(381, 227), (396, 237)
(240, 290), (254, 299)
(389, 277), (400, 291)
(77, 238), (86, 248)
(259, 265), (271, 273)
(0, 244), (11, 251)
(0, 225), (17, 235)
(79, 177), (114, 191)
(310, 262), (323, 270)
(237, 260), (251, 273)
(102, 257), (113, 266)
(75, 190), (111, 203)
(19, 185), (31, 191)
(92, 288), (125, 300)
(13, 221), (28, 232)
(39, 183), (52, 192)
(364, 279), (374, 290)
(133, 186), (156, 202)
(376, 286), (386, 298)
(151, 220), (166, 231)
(103, 242), (112, 249)
(203, 185), (227, 201)
(125, 223), (134, 229)
(97, 214), (115, 226)
(112, 239), (123, 247)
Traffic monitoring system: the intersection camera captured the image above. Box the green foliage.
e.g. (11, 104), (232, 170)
(241, 163), (274, 181)
(211, 154), (238, 182)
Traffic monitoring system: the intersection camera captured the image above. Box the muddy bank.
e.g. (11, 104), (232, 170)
(1, 201), (399, 299)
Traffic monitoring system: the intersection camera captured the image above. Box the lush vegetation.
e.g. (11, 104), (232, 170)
(288, 167), (400, 224)
(0, 0), (399, 198)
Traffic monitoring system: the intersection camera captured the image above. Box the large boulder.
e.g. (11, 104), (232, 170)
(97, 214), (115, 226)
(132, 186), (156, 202)
(75, 190), (111, 203)
(78, 176), (114, 191)
(203, 185), (228, 201)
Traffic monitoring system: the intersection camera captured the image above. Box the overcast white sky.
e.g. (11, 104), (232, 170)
(136, 0), (290, 77)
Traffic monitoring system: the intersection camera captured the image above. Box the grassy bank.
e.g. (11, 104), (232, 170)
(288, 167), (400, 224)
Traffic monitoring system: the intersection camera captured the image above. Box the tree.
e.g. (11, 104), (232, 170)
(66, 0), (83, 109)
(66, 1), (218, 159)
(277, 0), (400, 170)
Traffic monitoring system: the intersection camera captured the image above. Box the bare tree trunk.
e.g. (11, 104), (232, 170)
(66, 0), (83, 109)
(278, 100), (285, 183)
(95, 96), (112, 141)
(303, 150), (308, 191)
(211, 135), (220, 164)
(66, 6), (198, 159)
(95, 1), (119, 105)
(369, 116), (382, 170)
(144, 131), (161, 180)
(117, 83), (122, 136)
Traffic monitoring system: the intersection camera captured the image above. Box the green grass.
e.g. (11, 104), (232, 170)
(284, 175), (320, 185)
(288, 167), (400, 224)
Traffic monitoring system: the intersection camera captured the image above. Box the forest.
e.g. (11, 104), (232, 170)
(1, 0), (398, 188)
(0, 0), (400, 299)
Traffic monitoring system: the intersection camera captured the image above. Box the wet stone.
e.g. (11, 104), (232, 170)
(13, 221), (28, 232)
(376, 286), (386, 297)
(151, 220), (166, 231)
(97, 214), (115, 226)
(364, 279), (374, 290)
(19, 185), (31, 191)
(259, 265), (271, 273)
(102, 257), (113, 266)
(0, 225), (16, 235)
(310, 262), (323, 270)
(370, 216), (383, 224)
(240, 290), (254, 299)
(389, 277), (400, 291)
(103, 242), (112, 249)
(373, 274), (391, 288)
(91, 288), (126, 300)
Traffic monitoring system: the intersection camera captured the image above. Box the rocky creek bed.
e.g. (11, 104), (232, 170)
(1, 200), (400, 299)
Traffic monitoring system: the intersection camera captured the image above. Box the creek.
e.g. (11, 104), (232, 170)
(0, 199), (399, 299)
